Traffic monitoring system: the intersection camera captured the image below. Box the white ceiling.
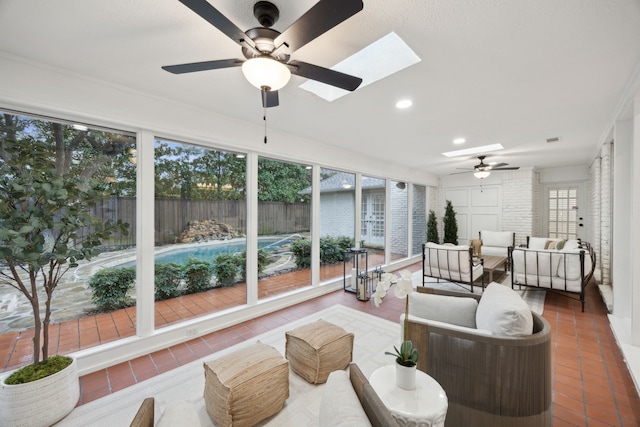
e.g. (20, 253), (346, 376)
(0, 0), (639, 176)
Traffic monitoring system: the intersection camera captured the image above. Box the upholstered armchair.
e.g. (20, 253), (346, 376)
(403, 285), (552, 427)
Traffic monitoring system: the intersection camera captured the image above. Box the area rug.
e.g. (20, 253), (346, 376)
(412, 270), (546, 315)
(55, 305), (400, 427)
(55, 286), (545, 427)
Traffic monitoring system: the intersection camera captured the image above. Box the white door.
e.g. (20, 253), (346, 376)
(544, 184), (587, 241)
(361, 191), (385, 246)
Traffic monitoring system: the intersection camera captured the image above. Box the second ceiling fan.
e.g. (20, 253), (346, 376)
(162, 0), (364, 108)
(452, 156), (520, 179)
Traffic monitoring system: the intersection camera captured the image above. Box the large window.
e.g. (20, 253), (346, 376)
(361, 176), (385, 266)
(257, 157), (311, 298)
(153, 139), (247, 328)
(318, 168), (356, 283)
(0, 110), (136, 353)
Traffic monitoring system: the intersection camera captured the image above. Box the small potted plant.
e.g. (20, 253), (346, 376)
(0, 138), (128, 427)
(372, 269), (418, 390)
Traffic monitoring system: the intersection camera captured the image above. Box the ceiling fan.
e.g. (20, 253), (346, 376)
(162, 0), (364, 108)
(452, 156), (520, 179)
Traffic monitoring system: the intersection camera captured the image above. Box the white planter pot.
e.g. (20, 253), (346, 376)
(0, 356), (79, 427)
(395, 362), (417, 390)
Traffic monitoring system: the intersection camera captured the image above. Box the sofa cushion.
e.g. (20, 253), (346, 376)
(424, 242), (472, 274)
(409, 291), (478, 328)
(558, 249), (592, 280)
(511, 247), (562, 277)
(476, 282), (533, 336)
(480, 230), (513, 247)
(319, 370), (371, 427)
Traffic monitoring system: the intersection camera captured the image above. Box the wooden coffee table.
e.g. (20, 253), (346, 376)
(480, 255), (508, 283)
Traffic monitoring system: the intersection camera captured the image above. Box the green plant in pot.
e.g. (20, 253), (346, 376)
(0, 137), (128, 426)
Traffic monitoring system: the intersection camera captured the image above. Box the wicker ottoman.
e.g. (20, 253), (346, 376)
(203, 341), (289, 427)
(285, 319), (354, 384)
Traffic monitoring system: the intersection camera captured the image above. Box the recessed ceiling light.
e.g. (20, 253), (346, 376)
(72, 124), (88, 131)
(453, 138), (466, 145)
(441, 143), (504, 157)
(299, 32), (421, 102)
(236, 154), (245, 158)
(396, 99), (412, 109)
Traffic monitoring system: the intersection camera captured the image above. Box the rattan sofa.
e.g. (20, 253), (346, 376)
(403, 286), (552, 427)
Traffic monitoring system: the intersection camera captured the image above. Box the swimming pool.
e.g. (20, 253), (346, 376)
(119, 235), (300, 268)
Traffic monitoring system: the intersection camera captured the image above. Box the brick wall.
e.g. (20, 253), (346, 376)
(390, 183), (408, 256)
(501, 169), (540, 246)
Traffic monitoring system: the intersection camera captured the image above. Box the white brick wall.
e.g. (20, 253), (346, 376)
(320, 191), (355, 238)
(501, 170), (540, 246)
(592, 142), (613, 285)
(411, 185), (427, 255)
(390, 183), (408, 256)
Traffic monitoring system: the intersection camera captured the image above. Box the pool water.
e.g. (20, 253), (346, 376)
(154, 240), (277, 265)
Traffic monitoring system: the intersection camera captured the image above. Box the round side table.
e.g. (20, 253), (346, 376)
(369, 365), (448, 427)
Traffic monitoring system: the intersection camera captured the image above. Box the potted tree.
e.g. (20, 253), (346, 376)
(443, 200), (458, 245)
(427, 209), (439, 243)
(0, 129), (129, 426)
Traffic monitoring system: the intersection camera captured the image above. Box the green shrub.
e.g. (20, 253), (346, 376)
(290, 236), (354, 268)
(4, 355), (73, 385)
(213, 253), (241, 287)
(154, 262), (183, 300)
(290, 238), (311, 268)
(237, 248), (269, 280)
(320, 235), (355, 264)
(183, 258), (213, 294)
(427, 209), (439, 243)
(443, 200), (458, 245)
(89, 267), (136, 311)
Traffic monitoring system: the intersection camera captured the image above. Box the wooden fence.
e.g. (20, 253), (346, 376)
(91, 197), (310, 246)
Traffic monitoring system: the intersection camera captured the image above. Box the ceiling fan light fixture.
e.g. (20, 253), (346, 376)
(242, 57), (291, 91)
(474, 170), (491, 179)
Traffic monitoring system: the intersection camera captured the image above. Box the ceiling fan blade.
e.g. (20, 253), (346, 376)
(162, 59), (243, 74)
(490, 162), (509, 168)
(492, 167), (520, 171)
(273, 0), (363, 55)
(288, 60), (362, 91)
(178, 0), (256, 51)
(261, 88), (279, 108)
(449, 171), (473, 175)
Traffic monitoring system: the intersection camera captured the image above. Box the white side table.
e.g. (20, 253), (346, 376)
(369, 365), (448, 427)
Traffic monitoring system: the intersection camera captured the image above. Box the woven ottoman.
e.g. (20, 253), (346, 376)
(285, 319), (354, 384)
(203, 341), (289, 427)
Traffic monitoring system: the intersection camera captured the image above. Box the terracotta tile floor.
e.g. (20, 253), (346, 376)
(2, 261), (640, 426)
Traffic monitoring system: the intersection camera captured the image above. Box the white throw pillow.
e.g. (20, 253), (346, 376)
(409, 292), (478, 328)
(558, 249), (592, 280)
(476, 282), (533, 336)
(480, 230), (513, 247)
(318, 370), (371, 427)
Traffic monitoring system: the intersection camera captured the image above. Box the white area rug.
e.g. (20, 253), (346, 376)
(412, 270), (546, 315)
(55, 305), (400, 427)
(55, 280), (545, 427)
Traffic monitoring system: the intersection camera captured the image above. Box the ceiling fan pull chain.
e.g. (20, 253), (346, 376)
(263, 107), (268, 144)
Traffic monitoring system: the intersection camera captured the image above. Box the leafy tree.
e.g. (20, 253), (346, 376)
(258, 158), (311, 203)
(0, 135), (129, 366)
(443, 200), (458, 245)
(427, 210), (439, 243)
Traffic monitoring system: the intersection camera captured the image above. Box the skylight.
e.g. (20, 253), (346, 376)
(441, 144), (505, 157)
(299, 32), (421, 102)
